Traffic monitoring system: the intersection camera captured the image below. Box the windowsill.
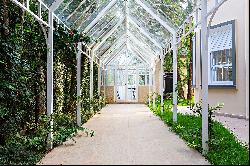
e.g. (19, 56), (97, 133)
(208, 85), (236, 89)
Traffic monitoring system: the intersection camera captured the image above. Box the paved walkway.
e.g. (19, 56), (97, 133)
(39, 104), (209, 165)
(214, 115), (249, 145)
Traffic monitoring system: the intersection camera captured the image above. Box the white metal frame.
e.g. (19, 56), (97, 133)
(80, 0), (117, 33)
(10, 0), (228, 154)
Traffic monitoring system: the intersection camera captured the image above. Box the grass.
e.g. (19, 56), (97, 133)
(149, 101), (249, 165)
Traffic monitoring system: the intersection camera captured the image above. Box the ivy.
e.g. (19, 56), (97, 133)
(0, 1), (104, 165)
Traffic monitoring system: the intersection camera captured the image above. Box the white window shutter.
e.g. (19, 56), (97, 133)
(208, 24), (233, 52)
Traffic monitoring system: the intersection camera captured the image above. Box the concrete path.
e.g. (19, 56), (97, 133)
(214, 116), (249, 145)
(39, 104), (209, 165)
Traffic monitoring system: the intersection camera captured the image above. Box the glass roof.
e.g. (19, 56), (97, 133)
(96, 20), (126, 57)
(42, 0), (198, 65)
(129, 0), (172, 47)
(128, 21), (161, 54)
(142, 0), (195, 27)
(107, 47), (148, 67)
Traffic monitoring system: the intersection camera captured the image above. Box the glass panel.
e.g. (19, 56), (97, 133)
(96, 20), (126, 57)
(127, 69), (137, 101)
(76, 0), (123, 31)
(211, 49), (233, 82)
(129, 0), (172, 46)
(42, 0), (56, 7)
(139, 75), (145, 85)
(107, 47), (147, 68)
(128, 21), (160, 54)
(128, 38), (152, 62)
(106, 68), (115, 86)
(54, 0), (113, 28)
(141, 0), (196, 27)
(116, 68), (126, 101)
(85, 3), (125, 45)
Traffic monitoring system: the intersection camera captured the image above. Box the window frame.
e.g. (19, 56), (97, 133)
(208, 20), (236, 88)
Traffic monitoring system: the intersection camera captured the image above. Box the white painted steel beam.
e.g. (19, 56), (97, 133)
(99, 33), (127, 60)
(245, 0), (249, 119)
(58, 0), (74, 17)
(153, 66), (156, 108)
(66, 0), (87, 21)
(50, 0), (64, 12)
(103, 43), (126, 65)
(76, 42), (82, 126)
(98, 64), (102, 95)
(90, 51), (94, 99)
(160, 50), (164, 113)
(81, 0), (117, 33)
(201, 0), (209, 155)
(10, 0), (49, 27)
(127, 43), (151, 65)
(149, 68), (153, 104)
(127, 30), (158, 56)
(72, 1), (96, 25)
(134, 0), (176, 34)
(47, 11), (54, 150)
(127, 32), (157, 59)
(128, 16), (162, 49)
(173, 34), (178, 122)
(100, 38), (126, 62)
(93, 16), (125, 52)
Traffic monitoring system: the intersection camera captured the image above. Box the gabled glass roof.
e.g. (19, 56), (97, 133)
(42, 0), (198, 65)
(96, 20), (126, 57)
(129, 0), (172, 47)
(107, 46), (148, 67)
(142, 0), (195, 27)
(128, 21), (160, 54)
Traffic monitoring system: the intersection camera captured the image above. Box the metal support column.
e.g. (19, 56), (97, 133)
(201, 0), (209, 155)
(90, 51), (94, 99)
(103, 66), (106, 100)
(98, 62), (102, 95)
(47, 11), (54, 150)
(153, 66), (156, 108)
(149, 68), (152, 105)
(160, 52), (165, 113)
(76, 42), (82, 126)
(173, 34), (178, 122)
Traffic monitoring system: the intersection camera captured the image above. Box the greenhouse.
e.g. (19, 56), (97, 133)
(0, 0), (249, 165)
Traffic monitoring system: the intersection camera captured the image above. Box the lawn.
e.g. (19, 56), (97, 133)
(149, 100), (249, 165)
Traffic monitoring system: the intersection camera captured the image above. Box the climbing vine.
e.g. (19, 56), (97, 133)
(164, 27), (194, 101)
(0, 1), (104, 164)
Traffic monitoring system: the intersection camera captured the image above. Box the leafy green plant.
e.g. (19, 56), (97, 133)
(190, 101), (224, 140)
(149, 100), (249, 165)
(0, 1), (105, 164)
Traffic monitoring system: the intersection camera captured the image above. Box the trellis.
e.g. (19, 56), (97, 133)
(10, 0), (227, 154)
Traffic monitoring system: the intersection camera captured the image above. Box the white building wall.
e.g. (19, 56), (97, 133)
(194, 0), (249, 118)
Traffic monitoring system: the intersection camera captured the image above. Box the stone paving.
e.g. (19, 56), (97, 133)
(38, 104), (209, 165)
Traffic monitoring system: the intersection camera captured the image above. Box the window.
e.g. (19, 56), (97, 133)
(138, 69), (150, 86)
(105, 67), (115, 86)
(208, 20), (236, 86)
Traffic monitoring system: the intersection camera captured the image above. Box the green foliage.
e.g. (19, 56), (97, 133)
(0, 1), (105, 165)
(149, 101), (249, 165)
(164, 21), (194, 99)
